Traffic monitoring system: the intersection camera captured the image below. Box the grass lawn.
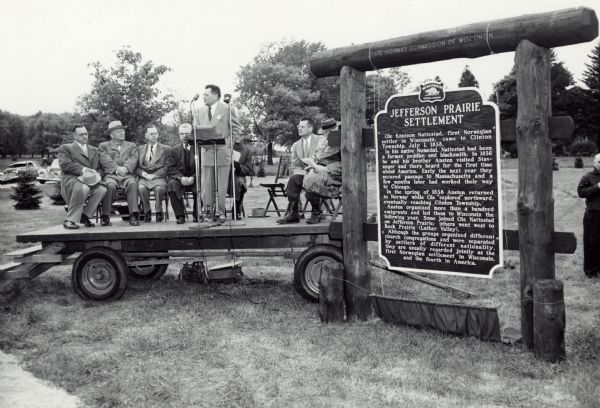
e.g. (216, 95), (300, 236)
(1, 157), (599, 407)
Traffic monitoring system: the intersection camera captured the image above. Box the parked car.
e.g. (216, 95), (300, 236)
(0, 161), (42, 184)
(37, 159), (61, 184)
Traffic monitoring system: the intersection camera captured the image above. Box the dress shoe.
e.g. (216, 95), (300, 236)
(306, 213), (322, 224)
(156, 212), (164, 222)
(176, 216), (185, 224)
(63, 220), (79, 230)
(144, 211), (152, 222)
(101, 215), (112, 226)
(80, 214), (95, 227)
(129, 212), (140, 226)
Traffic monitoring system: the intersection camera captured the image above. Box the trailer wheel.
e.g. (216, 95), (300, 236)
(294, 244), (343, 302)
(129, 263), (168, 280)
(72, 247), (128, 301)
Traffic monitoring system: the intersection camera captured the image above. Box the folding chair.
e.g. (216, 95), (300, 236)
(260, 155), (289, 216)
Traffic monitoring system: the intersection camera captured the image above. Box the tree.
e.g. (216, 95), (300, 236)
(491, 50), (575, 120)
(236, 40), (327, 147)
(458, 65), (479, 87)
(0, 111), (27, 159)
(581, 41), (600, 146)
(366, 73), (398, 125)
(10, 174), (42, 210)
(25, 112), (73, 159)
(77, 46), (176, 145)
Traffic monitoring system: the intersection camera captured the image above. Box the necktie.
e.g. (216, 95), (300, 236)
(304, 138), (309, 156)
(149, 145), (153, 162)
(208, 105), (212, 121)
(184, 142), (189, 151)
(82, 144), (87, 156)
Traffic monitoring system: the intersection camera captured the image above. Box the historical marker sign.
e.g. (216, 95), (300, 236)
(375, 84), (503, 277)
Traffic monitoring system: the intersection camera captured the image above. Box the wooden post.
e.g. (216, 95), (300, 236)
(340, 65), (370, 320)
(515, 39), (554, 350)
(319, 262), (345, 323)
(533, 279), (566, 363)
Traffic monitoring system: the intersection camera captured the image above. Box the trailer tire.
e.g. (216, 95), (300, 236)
(72, 247), (128, 301)
(129, 263), (168, 280)
(294, 244), (343, 302)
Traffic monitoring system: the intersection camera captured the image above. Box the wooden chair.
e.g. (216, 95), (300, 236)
(302, 194), (342, 221)
(140, 189), (170, 221)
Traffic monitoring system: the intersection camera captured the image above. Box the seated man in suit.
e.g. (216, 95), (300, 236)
(136, 124), (170, 222)
(277, 117), (324, 224)
(98, 120), (141, 226)
(58, 125), (107, 229)
(228, 134), (254, 219)
(166, 123), (199, 224)
(303, 118), (342, 224)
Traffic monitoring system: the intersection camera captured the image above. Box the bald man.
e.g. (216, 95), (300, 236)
(166, 123), (199, 224)
(577, 153), (600, 278)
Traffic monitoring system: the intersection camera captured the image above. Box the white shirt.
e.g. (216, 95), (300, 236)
(75, 141), (87, 156)
(302, 135), (312, 157)
(146, 143), (156, 163)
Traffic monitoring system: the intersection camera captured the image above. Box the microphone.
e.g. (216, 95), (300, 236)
(191, 94), (200, 102)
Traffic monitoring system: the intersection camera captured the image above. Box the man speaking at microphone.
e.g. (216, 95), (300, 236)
(193, 84), (242, 219)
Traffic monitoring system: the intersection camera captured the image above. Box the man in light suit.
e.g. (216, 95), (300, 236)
(193, 84), (242, 219)
(277, 117), (325, 224)
(135, 124), (170, 222)
(58, 125), (107, 229)
(98, 120), (141, 226)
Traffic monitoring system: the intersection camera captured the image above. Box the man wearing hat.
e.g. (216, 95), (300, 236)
(166, 123), (199, 224)
(58, 125), (107, 229)
(303, 118), (341, 224)
(193, 84), (242, 219)
(98, 120), (141, 226)
(135, 124), (171, 222)
(277, 117), (325, 224)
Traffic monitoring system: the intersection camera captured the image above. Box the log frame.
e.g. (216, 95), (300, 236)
(340, 66), (370, 320)
(516, 39), (554, 350)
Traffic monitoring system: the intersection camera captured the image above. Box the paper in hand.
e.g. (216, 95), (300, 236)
(301, 158), (316, 167)
(233, 150), (241, 162)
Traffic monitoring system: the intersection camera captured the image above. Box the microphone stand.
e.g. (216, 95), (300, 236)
(226, 98), (245, 226)
(189, 97), (211, 230)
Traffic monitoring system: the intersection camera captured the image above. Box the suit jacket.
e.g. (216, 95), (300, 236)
(135, 142), (170, 179)
(166, 143), (197, 199)
(193, 101), (242, 166)
(58, 143), (104, 202)
(98, 140), (139, 183)
(290, 134), (325, 175)
(227, 142), (254, 196)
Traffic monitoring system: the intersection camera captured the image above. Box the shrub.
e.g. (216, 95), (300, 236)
(10, 173), (42, 210)
(552, 157), (559, 171)
(575, 157), (584, 168)
(569, 137), (597, 157)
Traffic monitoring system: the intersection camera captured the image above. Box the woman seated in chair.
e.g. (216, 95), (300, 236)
(303, 118), (341, 224)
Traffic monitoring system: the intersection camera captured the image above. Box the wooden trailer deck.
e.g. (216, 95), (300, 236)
(17, 217), (334, 245)
(5, 217), (344, 302)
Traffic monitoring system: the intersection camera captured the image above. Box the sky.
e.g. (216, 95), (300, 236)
(0, 0), (598, 116)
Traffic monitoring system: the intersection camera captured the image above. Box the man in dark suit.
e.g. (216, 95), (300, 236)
(135, 124), (170, 222)
(228, 135), (254, 219)
(58, 125), (107, 229)
(193, 84), (242, 219)
(98, 120), (141, 226)
(166, 123), (198, 224)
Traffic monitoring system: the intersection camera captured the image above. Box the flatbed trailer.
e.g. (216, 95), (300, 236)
(3, 218), (344, 302)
